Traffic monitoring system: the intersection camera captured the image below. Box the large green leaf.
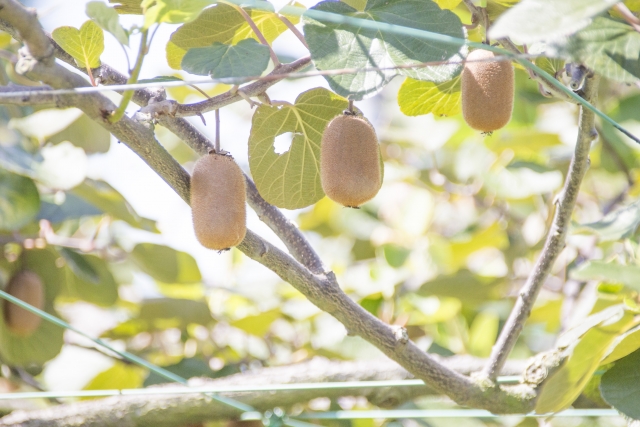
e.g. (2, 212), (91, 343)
(72, 179), (158, 232)
(571, 261), (640, 290)
(248, 87), (347, 209)
(552, 16), (640, 83)
(141, 0), (212, 28)
(417, 270), (506, 302)
(398, 75), (461, 117)
(575, 199), (640, 241)
(600, 349), (640, 419)
(535, 305), (636, 413)
(0, 170), (40, 231)
(303, 0), (466, 100)
(490, 0), (621, 43)
(52, 20), (104, 68)
(181, 39), (270, 80)
(131, 243), (201, 284)
(166, 3), (294, 69)
(86, 1), (129, 46)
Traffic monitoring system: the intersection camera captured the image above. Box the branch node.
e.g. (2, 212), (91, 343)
(392, 325), (409, 345)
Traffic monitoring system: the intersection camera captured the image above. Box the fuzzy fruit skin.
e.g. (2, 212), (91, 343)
(461, 49), (514, 132)
(191, 153), (247, 250)
(3, 270), (44, 336)
(320, 114), (382, 207)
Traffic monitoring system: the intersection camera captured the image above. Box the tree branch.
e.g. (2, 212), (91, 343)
(0, 357), (529, 427)
(482, 74), (600, 380)
(0, 0), (534, 415)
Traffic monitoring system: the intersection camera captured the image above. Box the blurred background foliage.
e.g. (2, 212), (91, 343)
(0, 0), (639, 426)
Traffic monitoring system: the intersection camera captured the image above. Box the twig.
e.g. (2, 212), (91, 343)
(277, 14), (309, 49)
(109, 29), (148, 123)
(613, 3), (640, 33)
(221, 0), (280, 67)
(481, 74), (600, 381)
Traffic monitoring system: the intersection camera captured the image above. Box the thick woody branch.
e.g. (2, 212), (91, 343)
(0, 357), (529, 427)
(482, 75), (599, 380)
(0, 0), (534, 416)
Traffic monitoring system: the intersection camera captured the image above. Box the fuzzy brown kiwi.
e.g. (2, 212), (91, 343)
(320, 113), (382, 208)
(3, 270), (44, 337)
(191, 152), (247, 250)
(461, 49), (514, 133)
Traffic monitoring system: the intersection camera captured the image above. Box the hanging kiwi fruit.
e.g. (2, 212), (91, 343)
(461, 49), (514, 133)
(191, 110), (247, 251)
(3, 270), (45, 337)
(320, 108), (383, 208)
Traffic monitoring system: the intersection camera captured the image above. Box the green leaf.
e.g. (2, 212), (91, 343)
(72, 179), (158, 232)
(490, 0), (621, 44)
(49, 114), (111, 154)
(38, 194), (102, 224)
(83, 363), (144, 396)
(248, 87), (348, 209)
(108, 0), (142, 14)
(9, 108), (83, 143)
(571, 261), (640, 290)
(552, 16), (640, 83)
(382, 244), (411, 268)
(418, 270), (506, 302)
(142, 0), (212, 28)
(181, 39), (270, 80)
(398, 75), (461, 117)
(0, 170), (40, 231)
(575, 199), (640, 241)
(144, 357), (216, 386)
(601, 324), (640, 364)
(601, 349), (640, 419)
(138, 298), (212, 326)
(61, 251), (119, 307)
(303, 0), (466, 100)
(52, 20), (104, 69)
(131, 243), (201, 284)
(166, 3), (293, 70)
(231, 309), (281, 336)
(60, 248), (99, 284)
(535, 304), (636, 413)
(434, 0), (462, 9)
(86, 1), (129, 46)
(0, 249), (64, 367)
(468, 311), (499, 357)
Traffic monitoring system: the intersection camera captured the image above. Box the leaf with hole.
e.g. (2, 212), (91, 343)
(398, 75), (461, 117)
(182, 39), (270, 80)
(52, 20), (104, 69)
(248, 87), (347, 209)
(86, 1), (129, 46)
(303, 0), (466, 100)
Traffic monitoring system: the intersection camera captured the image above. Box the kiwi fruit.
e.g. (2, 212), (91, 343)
(3, 270), (45, 337)
(191, 152), (247, 250)
(461, 49), (514, 133)
(320, 113), (382, 208)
